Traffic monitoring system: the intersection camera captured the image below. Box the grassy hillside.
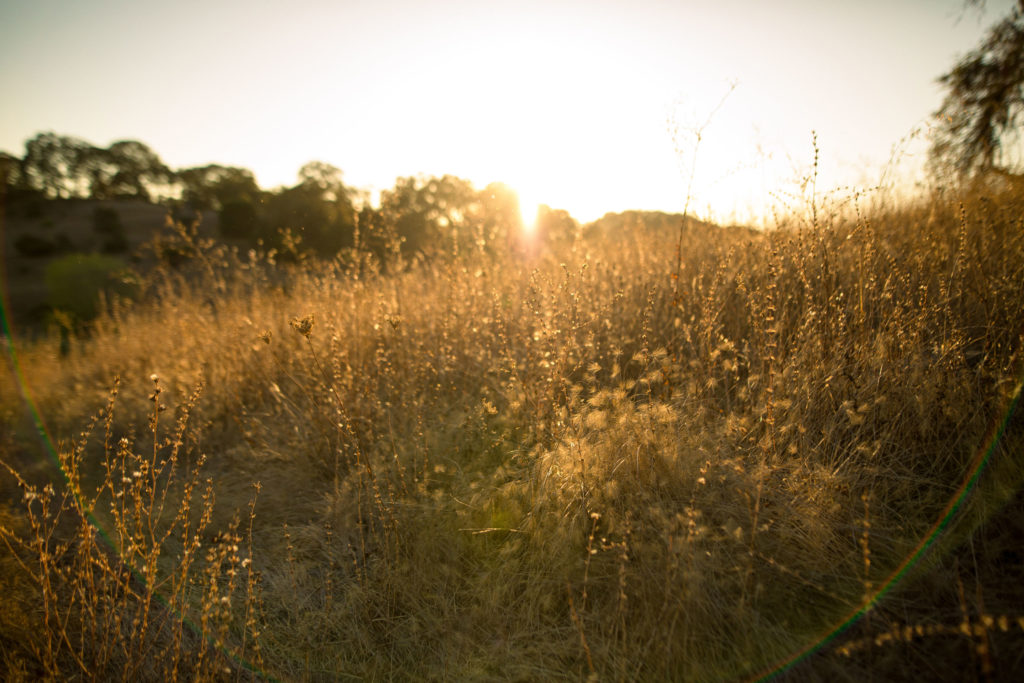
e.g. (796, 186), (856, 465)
(1, 188), (1022, 681)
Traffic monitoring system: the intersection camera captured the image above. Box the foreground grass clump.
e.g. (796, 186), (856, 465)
(1, 187), (1023, 680)
(0, 376), (264, 680)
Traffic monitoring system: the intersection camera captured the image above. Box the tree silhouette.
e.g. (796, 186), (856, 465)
(176, 164), (261, 210)
(932, 0), (1024, 176)
(297, 161), (345, 200)
(379, 175), (479, 256)
(219, 200), (262, 240)
(0, 151), (18, 181)
(535, 205), (578, 246)
(261, 162), (357, 257)
(476, 182), (523, 253)
(104, 140), (173, 200)
(20, 133), (93, 198)
(18, 133), (174, 200)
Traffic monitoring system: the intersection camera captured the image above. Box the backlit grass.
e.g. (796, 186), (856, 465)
(2, 185), (1023, 681)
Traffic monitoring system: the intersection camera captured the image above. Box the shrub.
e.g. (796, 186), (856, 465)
(92, 206), (123, 236)
(44, 252), (139, 322)
(93, 207), (129, 253)
(0, 378), (264, 679)
(219, 199), (260, 239)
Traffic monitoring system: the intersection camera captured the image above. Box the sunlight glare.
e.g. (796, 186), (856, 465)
(518, 192), (541, 235)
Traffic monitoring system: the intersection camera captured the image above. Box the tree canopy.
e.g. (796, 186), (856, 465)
(261, 162), (357, 257)
(17, 133), (173, 200)
(176, 164), (261, 210)
(2, 131), (558, 262)
(932, 0), (1024, 176)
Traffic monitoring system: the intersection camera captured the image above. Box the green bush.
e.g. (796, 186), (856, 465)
(45, 253), (139, 321)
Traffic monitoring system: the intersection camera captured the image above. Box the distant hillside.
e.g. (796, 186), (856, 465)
(584, 210), (757, 240)
(2, 197), (217, 333)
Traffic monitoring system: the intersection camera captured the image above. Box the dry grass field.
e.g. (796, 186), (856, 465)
(1, 185), (1023, 681)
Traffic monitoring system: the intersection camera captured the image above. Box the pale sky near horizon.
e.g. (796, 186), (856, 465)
(0, 0), (1015, 223)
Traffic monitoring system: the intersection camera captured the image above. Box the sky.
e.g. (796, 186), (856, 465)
(0, 0), (1015, 224)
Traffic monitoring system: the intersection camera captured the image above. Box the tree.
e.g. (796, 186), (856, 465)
(0, 151), (21, 188)
(20, 132), (94, 198)
(104, 140), (173, 200)
(475, 182), (523, 252)
(535, 205), (579, 246)
(174, 164), (263, 236)
(261, 162), (357, 257)
(219, 200), (262, 240)
(78, 140), (174, 201)
(297, 161), (346, 201)
(93, 207), (128, 253)
(17, 133), (174, 201)
(176, 164), (261, 210)
(378, 175), (478, 256)
(932, 0), (1024, 176)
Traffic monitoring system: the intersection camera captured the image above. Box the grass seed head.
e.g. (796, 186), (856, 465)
(290, 314), (315, 338)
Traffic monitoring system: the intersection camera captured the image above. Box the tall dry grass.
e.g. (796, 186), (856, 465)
(1, 184), (1023, 680)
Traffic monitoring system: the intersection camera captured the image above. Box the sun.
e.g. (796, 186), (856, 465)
(517, 191), (541, 235)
